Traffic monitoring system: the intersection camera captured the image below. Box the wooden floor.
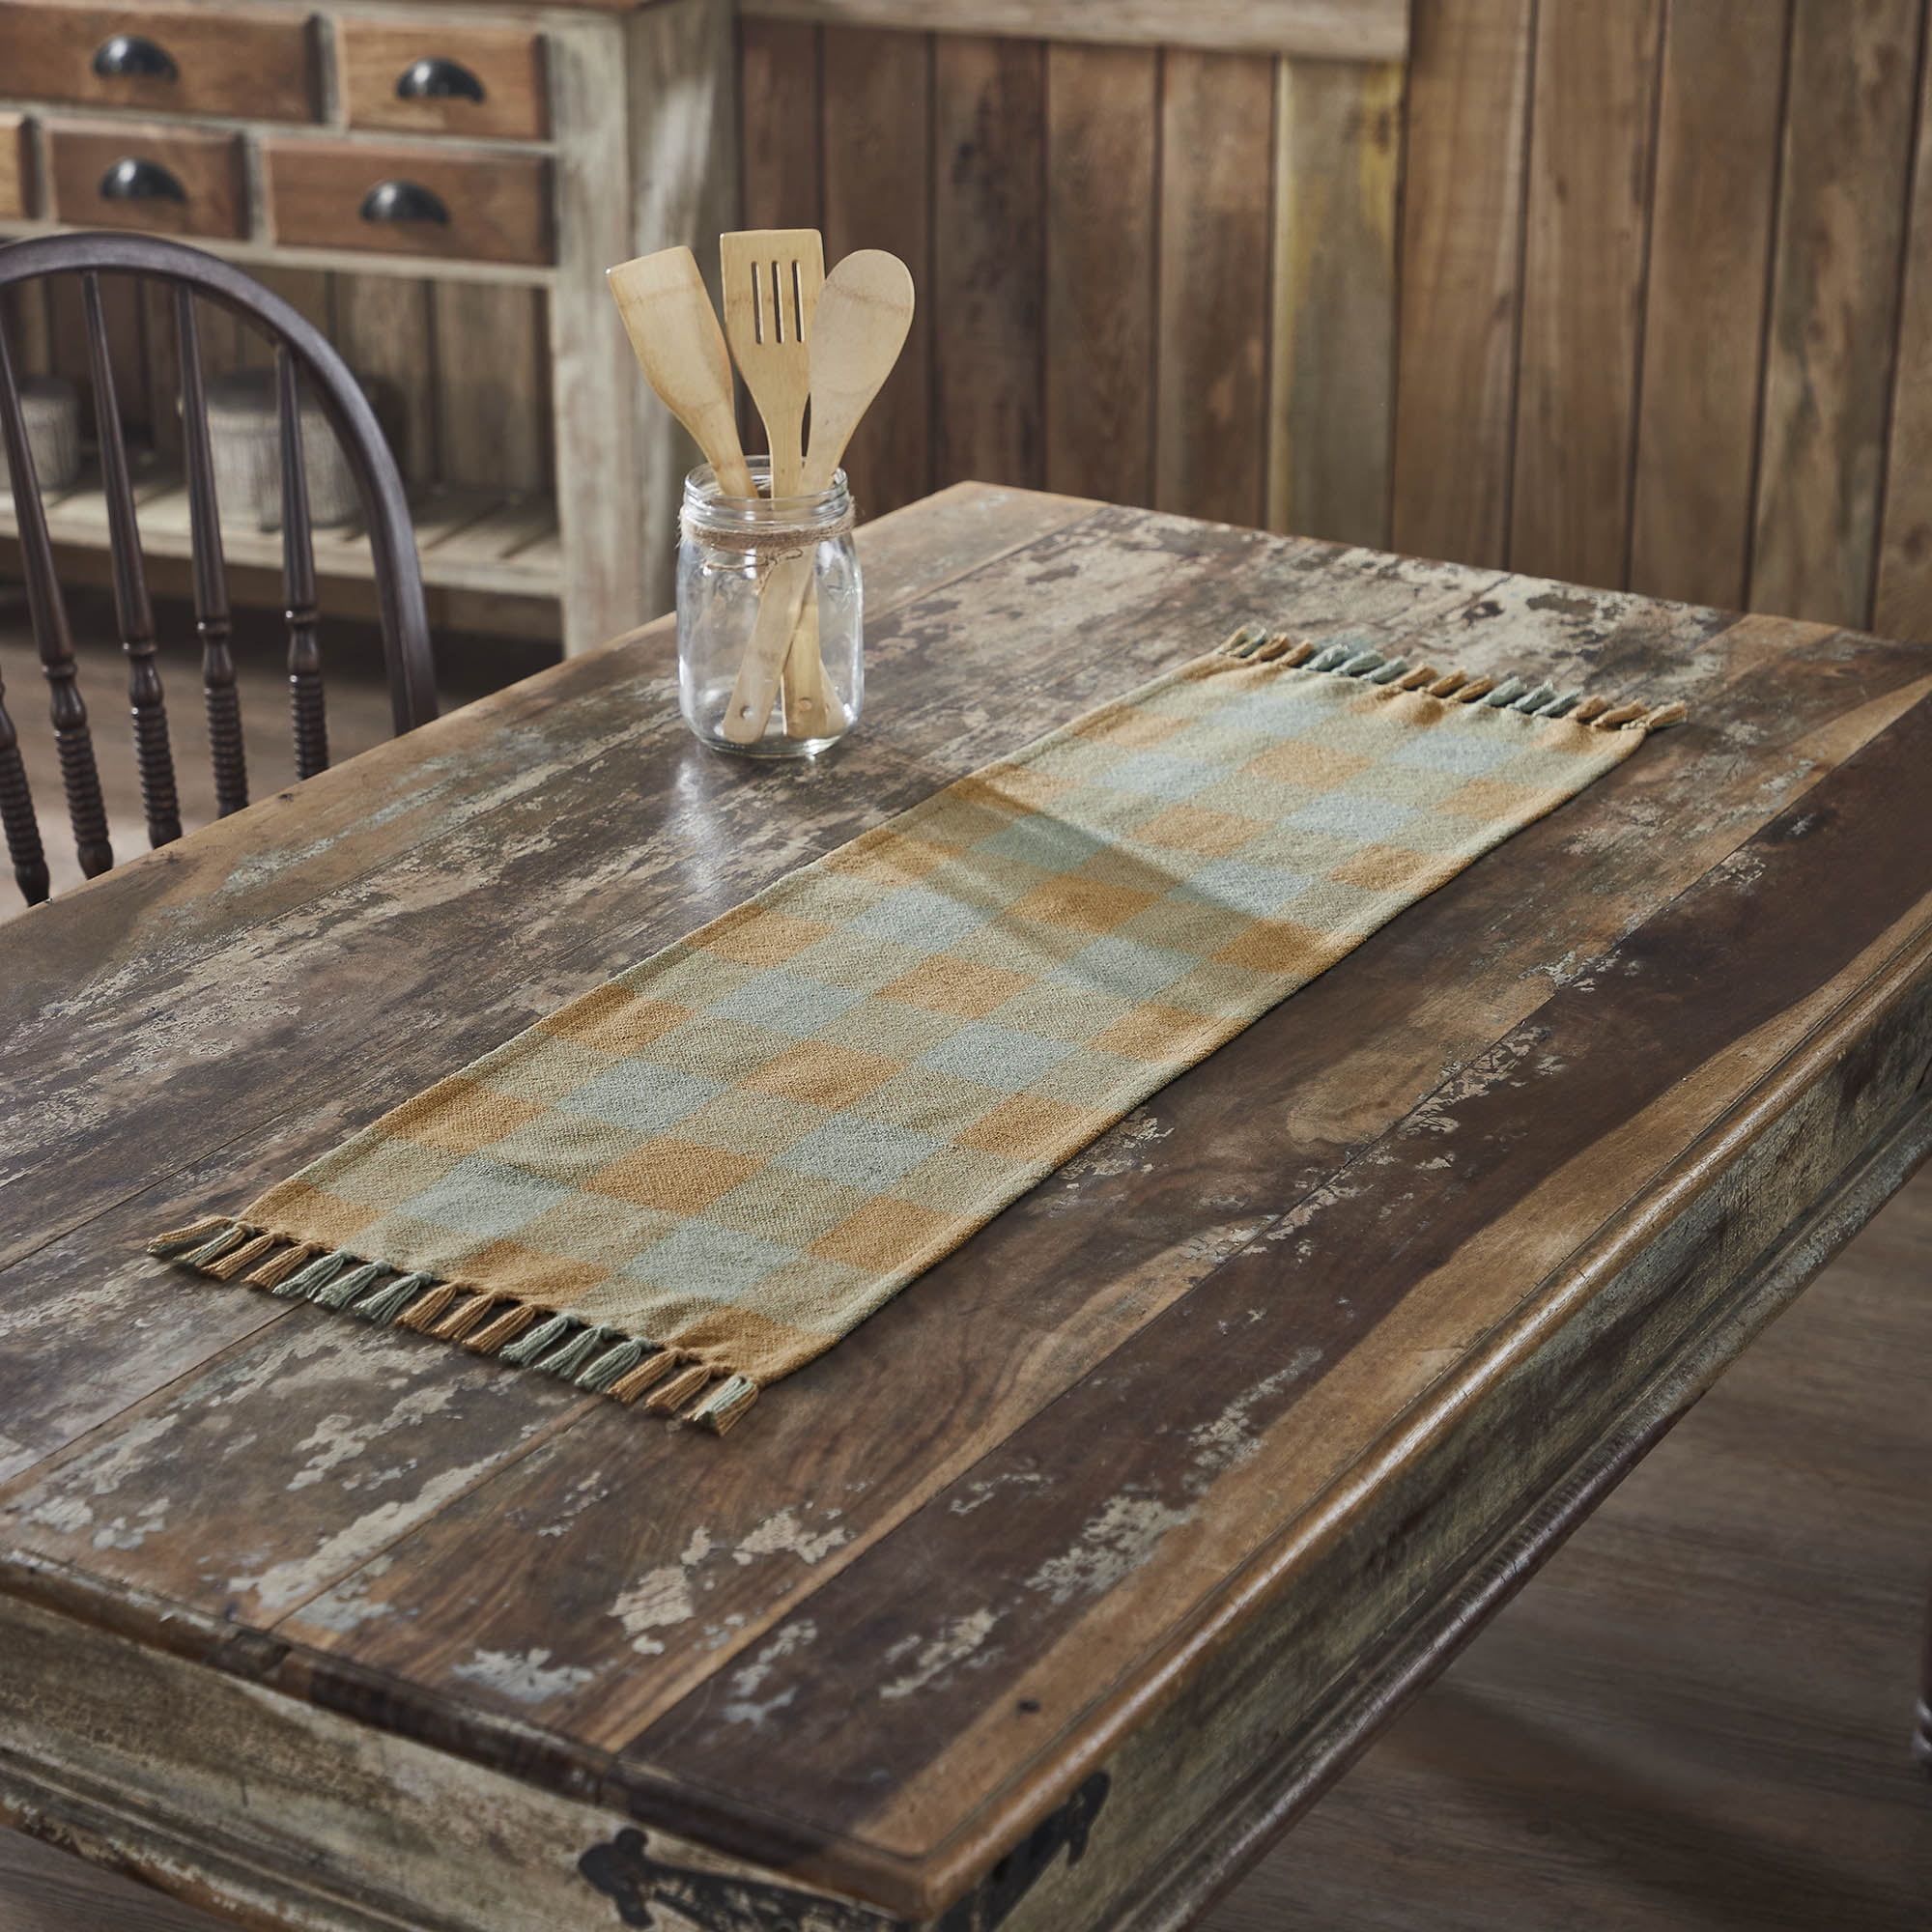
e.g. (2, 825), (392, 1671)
(1, 1162), (1925, 1929)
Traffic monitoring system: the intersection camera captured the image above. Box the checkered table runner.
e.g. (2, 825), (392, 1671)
(152, 628), (1682, 1435)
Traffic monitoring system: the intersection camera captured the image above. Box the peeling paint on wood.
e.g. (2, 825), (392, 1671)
(2, 486), (1930, 1929)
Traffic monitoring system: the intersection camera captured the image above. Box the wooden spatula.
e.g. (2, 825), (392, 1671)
(606, 246), (755, 499)
(721, 250), (916, 745)
(720, 229), (833, 738)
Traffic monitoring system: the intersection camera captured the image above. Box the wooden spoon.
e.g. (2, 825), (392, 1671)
(721, 249), (916, 745)
(801, 249), (916, 493)
(606, 246), (755, 498)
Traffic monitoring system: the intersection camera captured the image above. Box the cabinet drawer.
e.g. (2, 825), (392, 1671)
(0, 3), (318, 124)
(264, 142), (552, 266)
(0, 116), (29, 221)
(47, 123), (247, 240)
(339, 22), (548, 142)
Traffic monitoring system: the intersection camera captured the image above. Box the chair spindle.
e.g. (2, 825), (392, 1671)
(84, 271), (182, 848)
(174, 288), (247, 816)
(0, 296), (112, 879)
(0, 652), (48, 906)
(276, 347), (327, 780)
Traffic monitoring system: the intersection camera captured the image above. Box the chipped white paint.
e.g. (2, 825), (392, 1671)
(451, 1647), (597, 1705)
(949, 1470), (1050, 1516)
(22, 1494), (94, 1535)
(728, 1619), (818, 1700)
(535, 1471), (612, 1539)
(1027, 1495), (1193, 1606)
(296, 1558), (397, 1634)
(732, 1507), (849, 1567)
(287, 1384), (463, 1492)
(1185, 1348), (1322, 1483)
(879, 1608), (1001, 1701)
(606, 1505), (847, 1661)
(612, 1565), (697, 1657)
(228, 1459), (508, 1614)
(91, 1497), (171, 1551)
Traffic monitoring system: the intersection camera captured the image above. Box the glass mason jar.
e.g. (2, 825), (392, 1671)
(676, 461), (862, 756)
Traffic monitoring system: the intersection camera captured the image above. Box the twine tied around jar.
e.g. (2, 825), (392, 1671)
(679, 502), (857, 562)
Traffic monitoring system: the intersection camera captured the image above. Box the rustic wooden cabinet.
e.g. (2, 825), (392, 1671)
(0, 0), (735, 653)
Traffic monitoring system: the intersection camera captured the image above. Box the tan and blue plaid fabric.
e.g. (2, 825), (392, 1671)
(152, 630), (1680, 1434)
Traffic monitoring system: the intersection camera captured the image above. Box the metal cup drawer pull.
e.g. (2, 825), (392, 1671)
(99, 156), (187, 203)
(358, 179), (449, 226)
(394, 56), (486, 104)
(92, 34), (180, 81)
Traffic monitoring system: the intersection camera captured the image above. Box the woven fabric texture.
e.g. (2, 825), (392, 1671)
(151, 629), (1676, 1434)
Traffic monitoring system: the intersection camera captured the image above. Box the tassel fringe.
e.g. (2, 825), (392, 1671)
(144, 1219), (757, 1435)
(1216, 624), (1688, 733)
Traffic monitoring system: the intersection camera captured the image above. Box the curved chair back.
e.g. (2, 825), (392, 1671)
(0, 231), (436, 905)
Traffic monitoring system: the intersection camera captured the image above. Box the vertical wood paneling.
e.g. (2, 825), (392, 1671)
(1155, 49), (1273, 526)
(740, 16), (824, 232)
(1753, 0), (1924, 626)
(433, 284), (549, 491)
(1390, 0), (1533, 569)
(1044, 42), (1156, 504)
(1629, 0), (1789, 610)
(933, 35), (1046, 488)
(332, 274), (439, 487)
(741, 15), (826, 463)
(1509, 0), (1663, 589)
(1876, 15), (1932, 639)
(1267, 57), (1401, 546)
(822, 26), (933, 517)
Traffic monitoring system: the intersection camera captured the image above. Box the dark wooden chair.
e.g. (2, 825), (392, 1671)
(0, 230), (437, 907)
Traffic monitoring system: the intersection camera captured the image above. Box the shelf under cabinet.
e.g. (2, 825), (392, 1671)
(1, 458), (561, 600)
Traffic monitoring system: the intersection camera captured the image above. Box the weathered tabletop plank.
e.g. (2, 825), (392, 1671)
(2, 485), (1929, 1932)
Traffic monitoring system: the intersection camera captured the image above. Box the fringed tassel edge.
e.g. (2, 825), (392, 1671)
(143, 1220), (760, 1435)
(1216, 624), (1689, 733)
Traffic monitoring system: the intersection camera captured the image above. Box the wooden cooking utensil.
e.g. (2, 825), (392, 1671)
(719, 229), (832, 741)
(800, 249), (917, 494)
(721, 248), (915, 747)
(720, 228), (823, 496)
(606, 246), (755, 498)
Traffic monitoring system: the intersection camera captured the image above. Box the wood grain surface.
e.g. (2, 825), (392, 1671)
(932, 34), (1046, 492)
(822, 26), (934, 518)
(1388, 0), (1534, 570)
(7, 1170), (1930, 1930)
(1750, 0), (1924, 628)
(1508, 0), (1662, 589)
(758, 0), (1932, 639)
(736, 0), (1410, 61)
(262, 142), (554, 269)
(44, 123), (246, 242)
(1629, 0), (1789, 610)
(2, 486), (1930, 1928)
(1267, 56), (1401, 547)
(1044, 42), (1156, 507)
(0, 0), (319, 124)
(1154, 49), (1274, 526)
(336, 20), (549, 143)
(0, 118), (29, 225)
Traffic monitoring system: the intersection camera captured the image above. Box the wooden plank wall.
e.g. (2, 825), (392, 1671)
(747, 0), (1932, 639)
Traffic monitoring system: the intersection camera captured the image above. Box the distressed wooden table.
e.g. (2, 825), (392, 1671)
(3, 484), (1930, 1932)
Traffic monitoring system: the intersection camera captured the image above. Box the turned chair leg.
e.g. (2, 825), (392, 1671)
(1917, 1580), (1932, 1775)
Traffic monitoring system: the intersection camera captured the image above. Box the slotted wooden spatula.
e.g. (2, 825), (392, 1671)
(719, 229), (835, 740)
